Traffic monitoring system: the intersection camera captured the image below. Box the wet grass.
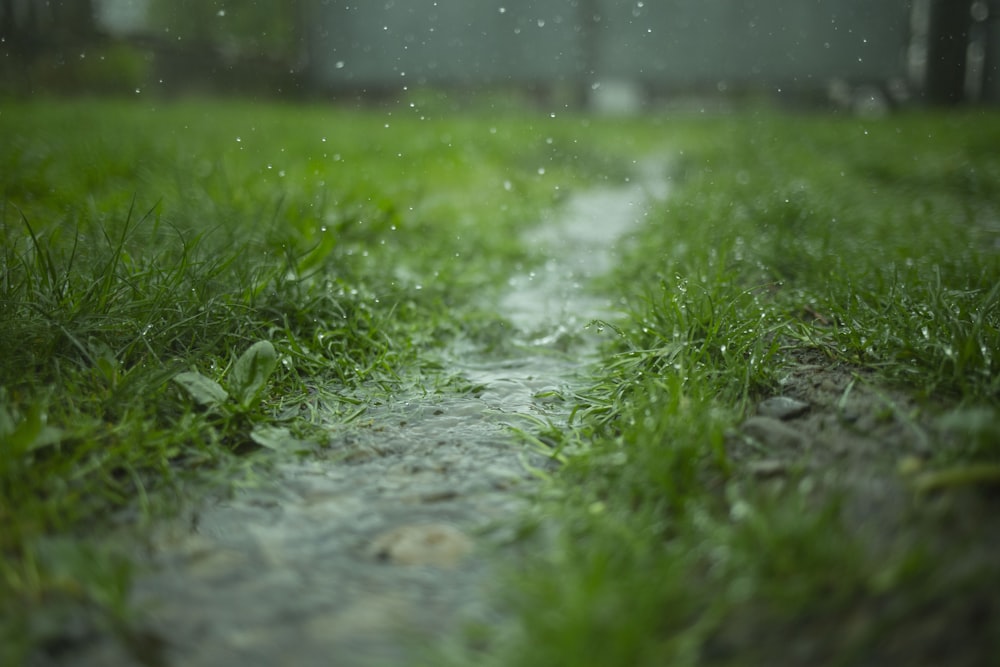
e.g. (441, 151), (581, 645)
(466, 111), (1000, 666)
(3, 100), (999, 665)
(0, 98), (641, 662)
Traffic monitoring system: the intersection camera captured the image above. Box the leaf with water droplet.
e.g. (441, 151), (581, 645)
(229, 340), (278, 411)
(174, 371), (228, 407)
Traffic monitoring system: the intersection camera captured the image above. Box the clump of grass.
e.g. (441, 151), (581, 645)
(0, 189), (404, 659)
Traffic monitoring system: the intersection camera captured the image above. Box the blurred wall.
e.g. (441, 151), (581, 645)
(304, 0), (913, 100)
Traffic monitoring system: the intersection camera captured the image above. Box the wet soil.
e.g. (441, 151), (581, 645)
(721, 348), (1000, 666)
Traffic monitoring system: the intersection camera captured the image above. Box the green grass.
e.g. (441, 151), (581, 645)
(0, 98), (643, 661)
(2, 100), (999, 666)
(460, 111), (1000, 666)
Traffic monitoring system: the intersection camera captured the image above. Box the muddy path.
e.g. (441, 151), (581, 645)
(43, 167), (669, 667)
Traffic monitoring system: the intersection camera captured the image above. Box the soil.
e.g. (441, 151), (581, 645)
(719, 348), (1000, 667)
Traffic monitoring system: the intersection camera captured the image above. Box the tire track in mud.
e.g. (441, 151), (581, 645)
(57, 165), (668, 667)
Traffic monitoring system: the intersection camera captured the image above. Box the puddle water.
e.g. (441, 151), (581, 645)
(62, 165), (667, 667)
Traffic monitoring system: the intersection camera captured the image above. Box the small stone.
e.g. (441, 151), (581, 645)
(757, 396), (810, 420)
(897, 456), (924, 476)
(819, 378), (840, 393)
(367, 523), (473, 567)
(740, 416), (808, 452)
(747, 459), (788, 477)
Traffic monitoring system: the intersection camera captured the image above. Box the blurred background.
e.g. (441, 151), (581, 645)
(1, 0), (997, 111)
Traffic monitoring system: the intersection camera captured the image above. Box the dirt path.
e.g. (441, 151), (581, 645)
(48, 168), (667, 667)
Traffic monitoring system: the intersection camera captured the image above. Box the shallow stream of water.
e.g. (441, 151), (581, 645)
(61, 165), (667, 667)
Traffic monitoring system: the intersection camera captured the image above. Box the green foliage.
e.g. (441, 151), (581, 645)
(173, 340), (278, 412)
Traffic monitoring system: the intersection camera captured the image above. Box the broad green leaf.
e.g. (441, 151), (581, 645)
(229, 340), (278, 410)
(173, 371), (229, 406)
(0, 403), (62, 455)
(88, 338), (120, 386)
(0, 403), (62, 483)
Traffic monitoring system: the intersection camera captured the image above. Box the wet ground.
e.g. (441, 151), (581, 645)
(717, 349), (1000, 667)
(42, 166), (669, 667)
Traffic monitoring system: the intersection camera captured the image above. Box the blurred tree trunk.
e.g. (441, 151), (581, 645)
(53, 0), (99, 41)
(2, 0), (37, 57)
(1, 0), (98, 54)
(577, 0), (601, 105)
(0, 0), (13, 39)
(925, 0), (973, 104)
(0, 0), (101, 93)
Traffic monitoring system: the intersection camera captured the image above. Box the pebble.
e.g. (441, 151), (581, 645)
(367, 523), (474, 567)
(757, 396), (810, 420)
(747, 459), (788, 478)
(740, 416), (808, 452)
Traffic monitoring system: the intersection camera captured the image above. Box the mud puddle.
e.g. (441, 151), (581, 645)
(48, 167), (668, 667)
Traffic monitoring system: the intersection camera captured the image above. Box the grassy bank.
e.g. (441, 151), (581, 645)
(2, 100), (998, 665)
(467, 112), (1000, 666)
